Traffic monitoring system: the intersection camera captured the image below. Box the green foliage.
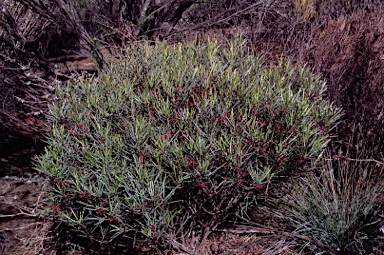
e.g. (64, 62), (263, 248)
(36, 37), (341, 249)
(281, 156), (384, 253)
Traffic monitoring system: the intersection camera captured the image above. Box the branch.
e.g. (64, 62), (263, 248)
(0, 0), (26, 42)
(163, 0), (266, 38)
(331, 155), (384, 166)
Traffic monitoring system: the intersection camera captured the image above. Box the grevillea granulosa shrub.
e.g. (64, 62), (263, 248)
(36, 37), (341, 249)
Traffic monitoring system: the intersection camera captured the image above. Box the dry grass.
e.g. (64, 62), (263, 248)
(0, 175), (53, 255)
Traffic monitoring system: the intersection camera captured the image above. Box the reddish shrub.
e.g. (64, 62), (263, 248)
(309, 7), (384, 157)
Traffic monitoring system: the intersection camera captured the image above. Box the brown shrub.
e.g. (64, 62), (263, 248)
(308, 7), (384, 158)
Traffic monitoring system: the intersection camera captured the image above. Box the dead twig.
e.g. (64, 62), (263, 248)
(331, 155), (384, 166)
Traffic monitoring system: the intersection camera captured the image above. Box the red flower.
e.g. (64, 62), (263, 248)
(197, 182), (208, 188)
(150, 225), (156, 231)
(53, 205), (61, 213)
(298, 158), (308, 164)
(57, 180), (63, 187)
(261, 147), (268, 156)
(217, 112), (230, 124)
(188, 159), (196, 166)
(109, 217), (122, 223)
(289, 126), (295, 132)
(191, 87), (200, 93)
(257, 184), (265, 190)
(77, 124), (84, 129)
(169, 113), (180, 120)
(319, 127), (325, 132)
(78, 192), (89, 199)
(233, 166), (241, 173)
(62, 192), (70, 202)
(69, 129), (76, 135)
(233, 166), (248, 177)
(278, 155), (287, 164)
(97, 208), (106, 215)
(260, 121), (268, 127)
(176, 85), (185, 91)
(139, 154), (150, 162)
(177, 185), (184, 189)
(188, 100), (196, 106)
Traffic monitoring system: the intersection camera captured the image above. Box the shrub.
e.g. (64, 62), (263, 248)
(308, 7), (384, 158)
(281, 155), (384, 254)
(36, 37), (341, 252)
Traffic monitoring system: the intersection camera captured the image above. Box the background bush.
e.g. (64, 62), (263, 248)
(36, 37), (341, 252)
(307, 7), (384, 158)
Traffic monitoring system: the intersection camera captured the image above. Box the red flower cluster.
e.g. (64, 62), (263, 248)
(257, 184), (265, 190)
(261, 147), (268, 156)
(176, 84), (185, 91)
(57, 180), (71, 188)
(78, 192), (89, 199)
(168, 113), (180, 120)
(213, 112), (230, 125)
(197, 182), (209, 188)
(109, 217), (122, 223)
(161, 135), (169, 140)
(188, 159), (196, 167)
(139, 154), (150, 162)
(190, 87), (200, 93)
(53, 205), (61, 213)
(259, 120), (268, 127)
(277, 155), (287, 164)
(62, 192), (70, 202)
(233, 166), (248, 177)
(97, 208), (106, 215)
(188, 99), (196, 106)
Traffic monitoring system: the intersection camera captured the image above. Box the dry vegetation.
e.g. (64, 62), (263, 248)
(0, 0), (383, 255)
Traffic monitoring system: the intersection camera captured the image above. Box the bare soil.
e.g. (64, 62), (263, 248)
(0, 131), (51, 255)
